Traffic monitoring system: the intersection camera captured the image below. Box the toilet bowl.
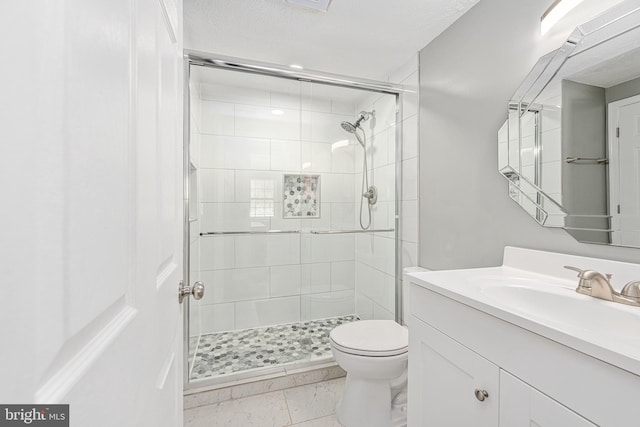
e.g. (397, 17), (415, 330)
(330, 320), (408, 427)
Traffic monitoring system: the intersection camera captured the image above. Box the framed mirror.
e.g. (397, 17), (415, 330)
(499, 1), (640, 248)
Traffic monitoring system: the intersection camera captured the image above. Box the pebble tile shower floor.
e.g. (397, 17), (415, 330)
(190, 315), (358, 380)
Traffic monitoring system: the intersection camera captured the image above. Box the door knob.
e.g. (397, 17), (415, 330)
(178, 280), (205, 303)
(474, 389), (489, 402)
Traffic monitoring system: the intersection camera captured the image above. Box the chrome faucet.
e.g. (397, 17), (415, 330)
(564, 266), (640, 307)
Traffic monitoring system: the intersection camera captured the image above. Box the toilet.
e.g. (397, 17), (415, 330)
(330, 320), (408, 427)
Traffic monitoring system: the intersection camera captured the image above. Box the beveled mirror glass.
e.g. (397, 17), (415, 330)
(499, 1), (640, 247)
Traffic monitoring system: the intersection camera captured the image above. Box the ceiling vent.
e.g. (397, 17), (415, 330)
(285, 0), (332, 12)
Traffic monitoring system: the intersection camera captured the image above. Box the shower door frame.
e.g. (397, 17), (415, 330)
(182, 50), (405, 390)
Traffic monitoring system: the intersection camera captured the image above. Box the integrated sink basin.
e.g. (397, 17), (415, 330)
(475, 277), (640, 341)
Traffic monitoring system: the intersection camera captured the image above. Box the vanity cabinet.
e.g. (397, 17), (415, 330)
(409, 316), (595, 427)
(407, 281), (640, 427)
(499, 371), (596, 427)
(409, 318), (498, 426)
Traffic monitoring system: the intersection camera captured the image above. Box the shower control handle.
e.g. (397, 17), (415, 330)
(363, 186), (378, 205)
(178, 280), (206, 304)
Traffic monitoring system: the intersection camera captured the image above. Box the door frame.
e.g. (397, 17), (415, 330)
(182, 53), (193, 386)
(607, 93), (640, 245)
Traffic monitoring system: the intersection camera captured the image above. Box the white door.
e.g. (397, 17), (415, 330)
(408, 318), (499, 427)
(1, 1), (184, 426)
(609, 95), (640, 246)
(500, 371), (597, 427)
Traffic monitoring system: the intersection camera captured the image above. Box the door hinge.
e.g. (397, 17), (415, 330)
(616, 127), (620, 138)
(618, 204), (621, 214)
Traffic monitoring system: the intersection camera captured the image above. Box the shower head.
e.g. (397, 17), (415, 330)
(340, 111), (373, 147)
(341, 120), (365, 147)
(341, 121), (358, 134)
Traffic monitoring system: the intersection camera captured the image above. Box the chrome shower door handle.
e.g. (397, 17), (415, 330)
(178, 280), (205, 304)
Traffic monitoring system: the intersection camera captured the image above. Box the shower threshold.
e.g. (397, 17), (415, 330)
(189, 315), (358, 381)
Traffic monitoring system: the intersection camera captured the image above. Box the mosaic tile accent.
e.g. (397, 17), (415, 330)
(190, 315), (358, 380)
(283, 174), (320, 218)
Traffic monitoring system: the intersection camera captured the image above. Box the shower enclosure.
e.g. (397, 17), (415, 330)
(183, 52), (403, 389)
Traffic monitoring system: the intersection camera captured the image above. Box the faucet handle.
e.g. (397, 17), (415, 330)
(621, 281), (640, 299)
(564, 266), (612, 281)
(564, 265), (586, 276)
(564, 266), (597, 293)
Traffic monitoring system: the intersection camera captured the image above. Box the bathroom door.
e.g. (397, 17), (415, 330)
(1, 1), (184, 426)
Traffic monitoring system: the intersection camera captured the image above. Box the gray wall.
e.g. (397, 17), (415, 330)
(418, 0), (640, 269)
(606, 75), (640, 104)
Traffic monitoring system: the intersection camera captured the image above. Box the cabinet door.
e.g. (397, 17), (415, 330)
(500, 371), (597, 427)
(408, 316), (499, 427)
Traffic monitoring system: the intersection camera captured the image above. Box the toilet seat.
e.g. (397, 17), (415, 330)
(330, 320), (408, 357)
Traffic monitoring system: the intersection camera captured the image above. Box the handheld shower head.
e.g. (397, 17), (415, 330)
(340, 120), (365, 147)
(340, 111), (373, 148)
(342, 111), (376, 231)
(340, 111), (373, 145)
(341, 121), (357, 134)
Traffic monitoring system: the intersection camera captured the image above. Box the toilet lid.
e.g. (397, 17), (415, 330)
(330, 320), (408, 357)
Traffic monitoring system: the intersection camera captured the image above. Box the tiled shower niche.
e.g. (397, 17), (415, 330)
(283, 174), (320, 218)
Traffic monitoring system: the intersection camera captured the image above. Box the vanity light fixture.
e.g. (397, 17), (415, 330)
(541, 0), (584, 35)
(271, 109), (284, 115)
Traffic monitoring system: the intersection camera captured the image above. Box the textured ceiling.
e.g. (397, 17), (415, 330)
(184, 0), (480, 81)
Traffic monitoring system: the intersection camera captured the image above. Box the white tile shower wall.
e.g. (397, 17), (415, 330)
(235, 296), (302, 330)
(235, 234), (302, 268)
(195, 80), (359, 334)
(190, 82), (202, 167)
(353, 89), (397, 321)
(353, 54), (419, 322)
(270, 265), (302, 297)
(301, 290), (356, 321)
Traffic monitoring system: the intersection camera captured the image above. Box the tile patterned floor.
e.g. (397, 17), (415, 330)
(190, 315), (358, 380)
(183, 377), (345, 427)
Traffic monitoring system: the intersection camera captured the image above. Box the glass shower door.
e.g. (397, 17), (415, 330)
(187, 65), (309, 382)
(184, 60), (400, 387)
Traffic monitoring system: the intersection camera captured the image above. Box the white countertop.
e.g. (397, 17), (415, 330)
(405, 247), (640, 376)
